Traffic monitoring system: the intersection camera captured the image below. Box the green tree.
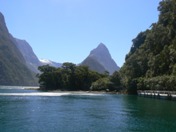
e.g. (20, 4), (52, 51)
(91, 77), (111, 91)
(110, 71), (122, 91)
(37, 65), (57, 90)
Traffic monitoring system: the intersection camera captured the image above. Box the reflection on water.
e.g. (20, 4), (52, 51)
(0, 86), (176, 132)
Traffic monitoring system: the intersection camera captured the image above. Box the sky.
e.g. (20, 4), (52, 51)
(0, 0), (161, 67)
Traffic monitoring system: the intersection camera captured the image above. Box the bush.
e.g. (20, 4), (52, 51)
(137, 75), (176, 91)
(90, 77), (111, 91)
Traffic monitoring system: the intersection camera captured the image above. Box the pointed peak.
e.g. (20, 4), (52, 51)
(82, 43), (120, 74)
(95, 43), (109, 51)
(97, 43), (107, 48)
(90, 43), (110, 58)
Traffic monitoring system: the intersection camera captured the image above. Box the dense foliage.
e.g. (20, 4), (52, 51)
(120, 0), (176, 94)
(37, 63), (121, 91)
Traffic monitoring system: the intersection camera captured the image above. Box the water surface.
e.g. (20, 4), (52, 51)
(0, 86), (176, 132)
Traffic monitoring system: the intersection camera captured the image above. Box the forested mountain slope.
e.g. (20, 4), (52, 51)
(120, 0), (176, 93)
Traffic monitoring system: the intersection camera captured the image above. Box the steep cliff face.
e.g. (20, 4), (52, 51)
(0, 12), (37, 86)
(81, 56), (107, 74)
(14, 38), (42, 73)
(14, 38), (62, 73)
(81, 43), (119, 74)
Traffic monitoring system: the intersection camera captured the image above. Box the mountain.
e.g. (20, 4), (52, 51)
(81, 57), (107, 73)
(40, 59), (62, 67)
(14, 38), (42, 73)
(14, 38), (62, 73)
(81, 43), (120, 74)
(0, 12), (37, 86)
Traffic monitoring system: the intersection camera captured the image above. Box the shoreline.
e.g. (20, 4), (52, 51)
(36, 88), (125, 95)
(138, 90), (176, 101)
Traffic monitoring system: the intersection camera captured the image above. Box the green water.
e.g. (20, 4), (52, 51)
(0, 86), (176, 132)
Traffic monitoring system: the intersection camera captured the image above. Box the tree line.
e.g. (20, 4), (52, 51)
(37, 63), (121, 91)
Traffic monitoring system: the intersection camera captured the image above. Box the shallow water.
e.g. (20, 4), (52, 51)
(0, 86), (176, 132)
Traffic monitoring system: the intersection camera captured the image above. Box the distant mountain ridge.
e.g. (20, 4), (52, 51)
(14, 38), (62, 73)
(14, 38), (42, 73)
(0, 12), (37, 85)
(40, 59), (62, 68)
(81, 43), (120, 74)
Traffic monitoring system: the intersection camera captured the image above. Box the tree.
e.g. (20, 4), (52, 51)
(109, 71), (122, 91)
(37, 65), (57, 90)
(91, 77), (111, 91)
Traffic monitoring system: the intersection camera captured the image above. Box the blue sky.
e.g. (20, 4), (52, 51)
(0, 0), (161, 67)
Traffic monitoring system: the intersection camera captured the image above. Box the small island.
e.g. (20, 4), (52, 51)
(37, 63), (122, 92)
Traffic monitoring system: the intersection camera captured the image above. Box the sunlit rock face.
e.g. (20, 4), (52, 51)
(81, 43), (120, 74)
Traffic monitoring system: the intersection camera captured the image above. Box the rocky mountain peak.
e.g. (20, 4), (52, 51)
(90, 43), (110, 57)
(97, 43), (108, 49)
(81, 43), (120, 74)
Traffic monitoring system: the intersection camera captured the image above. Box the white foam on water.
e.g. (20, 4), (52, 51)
(72, 92), (103, 96)
(0, 92), (70, 96)
(0, 86), (39, 90)
(0, 92), (104, 97)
